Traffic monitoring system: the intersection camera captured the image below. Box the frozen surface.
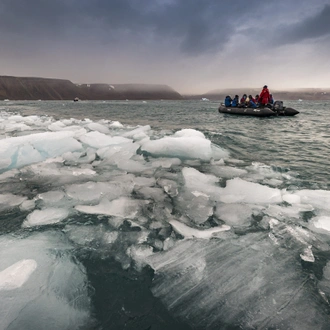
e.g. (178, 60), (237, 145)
(146, 233), (330, 330)
(140, 129), (229, 161)
(22, 208), (70, 227)
(0, 232), (92, 330)
(1, 110), (330, 329)
(0, 259), (37, 290)
(169, 219), (230, 238)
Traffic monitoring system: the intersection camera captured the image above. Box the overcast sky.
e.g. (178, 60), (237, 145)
(1, 0), (330, 94)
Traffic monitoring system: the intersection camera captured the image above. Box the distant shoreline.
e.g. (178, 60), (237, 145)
(1, 75), (330, 101)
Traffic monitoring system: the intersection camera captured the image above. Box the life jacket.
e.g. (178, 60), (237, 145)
(259, 88), (270, 105)
(232, 97), (239, 107)
(249, 100), (257, 108)
(225, 96), (232, 107)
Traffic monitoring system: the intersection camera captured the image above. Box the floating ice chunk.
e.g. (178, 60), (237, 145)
(20, 199), (36, 211)
(64, 224), (117, 247)
(97, 142), (139, 161)
(141, 132), (229, 161)
(182, 167), (223, 201)
(122, 125), (151, 138)
(264, 204), (307, 220)
(22, 208), (70, 227)
(16, 144), (44, 168)
(116, 158), (149, 173)
(0, 131), (83, 171)
(207, 164), (247, 179)
(38, 190), (65, 204)
(282, 193), (301, 204)
(135, 186), (168, 203)
(0, 193), (27, 211)
(157, 178), (179, 197)
(0, 232), (91, 330)
(66, 180), (134, 203)
(109, 121), (124, 128)
(76, 197), (149, 218)
(134, 176), (156, 187)
(0, 157), (12, 170)
(62, 148), (96, 164)
(173, 129), (205, 139)
(183, 167), (219, 186)
(22, 162), (96, 186)
(296, 189), (330, 211)
(146, 232), (329, 329)
(85, 122), (110, 134)
(127, 245), (154, 271)
(215, 203), (257, 227)
(4, 122), (31, 132)
(311, 216), (330, 233)
(151, 157), (182, 169)
(175, 191), (214, 224)
(169, 220), (230, 239)
(48, 121), (65, 131)
(0, 259), (37, 290)
(300, 245), (315, 262)
(220, 178), (282, 204)
(79, 131), (131, 148)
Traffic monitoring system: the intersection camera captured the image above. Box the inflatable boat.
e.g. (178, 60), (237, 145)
(218, 101), (299, 117)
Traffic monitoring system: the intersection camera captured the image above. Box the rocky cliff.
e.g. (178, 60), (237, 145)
(0, 76), (183, 100)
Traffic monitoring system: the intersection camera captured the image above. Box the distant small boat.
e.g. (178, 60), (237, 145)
(4, 99), (9, 102)
(202, 98), (209, 101)
(73, 97), (79, 102)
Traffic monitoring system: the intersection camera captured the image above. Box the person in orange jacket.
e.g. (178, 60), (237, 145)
(259, 85), (270, 106)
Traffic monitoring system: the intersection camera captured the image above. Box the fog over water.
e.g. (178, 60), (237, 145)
(0, 100), (330, 329)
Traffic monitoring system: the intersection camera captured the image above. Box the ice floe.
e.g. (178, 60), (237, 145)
(1, 109), (330, 329)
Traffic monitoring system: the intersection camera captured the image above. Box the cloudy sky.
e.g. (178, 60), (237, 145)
(1, 0), (330, 94)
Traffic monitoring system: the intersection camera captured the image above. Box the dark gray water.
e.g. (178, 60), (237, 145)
(1, 99), (330, 330)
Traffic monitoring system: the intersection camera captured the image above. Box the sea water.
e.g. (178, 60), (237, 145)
(0, 99), (330, 329)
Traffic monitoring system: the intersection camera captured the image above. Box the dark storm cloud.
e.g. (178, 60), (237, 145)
(276, 4), (330, 45)
(0, 0), (264, 55)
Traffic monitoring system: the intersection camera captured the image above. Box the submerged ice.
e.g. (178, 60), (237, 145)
(1, 111), (330, 329)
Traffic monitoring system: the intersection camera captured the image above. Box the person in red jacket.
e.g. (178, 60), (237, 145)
(259, 85), (270, 106)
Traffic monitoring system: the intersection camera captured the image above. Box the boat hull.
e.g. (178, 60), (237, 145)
(218, 105), (299, 117)
(218, 105), (275, 117)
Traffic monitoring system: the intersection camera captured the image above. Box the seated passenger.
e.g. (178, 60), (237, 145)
(248, 95), (257, 108)
(224, 95), (232, 107)
(269, 94), (274, 104)
(231, 95), (239, 107)
(255, 94), (259, 103)
(240, 94), (247, 105)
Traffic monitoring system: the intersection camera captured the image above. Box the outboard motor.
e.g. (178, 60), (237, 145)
(273, 100), (284, 111)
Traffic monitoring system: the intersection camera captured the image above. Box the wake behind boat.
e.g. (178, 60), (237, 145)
(218, 101), (299, 117)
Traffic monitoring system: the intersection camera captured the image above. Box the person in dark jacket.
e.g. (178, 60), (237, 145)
(259, 85), (270, 106)
(231, 95), (239, 107)
(269, 94), (274, 104)
(224, 95), (232, 107)
(248, 95), (258, 108)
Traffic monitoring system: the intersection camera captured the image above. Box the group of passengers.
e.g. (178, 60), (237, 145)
(224, 85), (274, 108)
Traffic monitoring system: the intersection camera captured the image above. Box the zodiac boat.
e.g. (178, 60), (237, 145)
(218, 101), (299, 117)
